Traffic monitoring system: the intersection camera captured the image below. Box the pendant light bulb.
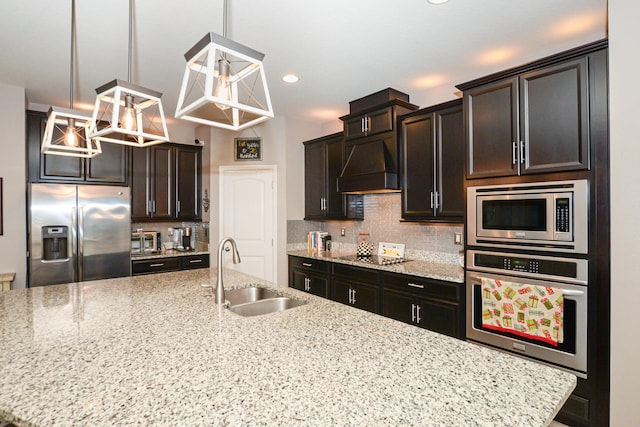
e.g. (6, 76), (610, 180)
(122, 94), (137, 131)
(64, 118), (78, 147)
(214, 59), (232, 110)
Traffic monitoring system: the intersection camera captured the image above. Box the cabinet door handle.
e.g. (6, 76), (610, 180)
(434, 191), (439, 210)
(150, 263), (164, 268)
(361, 117), (365, 133)
(177, 200), (181, 213)
(416, 304), (422, 323)
(152, 200), (156, 213)
(348, 288), (352, 304)
(411, 303), (416, 322)
(407, 282), (424, 289)
(512, 141), (517, 165)
(519, 140), (525, 164)
(189, 259), (202, 264)
(302, 262), (312, 267)
(352, 288), (357, 304)
(430, 191), (434, 209)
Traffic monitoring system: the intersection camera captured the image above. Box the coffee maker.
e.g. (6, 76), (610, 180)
(172, 227), (192, 251)
(182, 227), (192, 250)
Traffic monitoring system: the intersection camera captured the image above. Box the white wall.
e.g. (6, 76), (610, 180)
(0, 82), (27, 289)
(206, 117), (316, 287)
(608, 1), (640, 424)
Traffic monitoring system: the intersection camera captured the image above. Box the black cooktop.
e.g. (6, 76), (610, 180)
(338, 254), (406, 266)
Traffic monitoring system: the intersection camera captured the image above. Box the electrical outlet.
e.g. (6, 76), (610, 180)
(340, 227), (346, 237)
(454, 232), (463, 245)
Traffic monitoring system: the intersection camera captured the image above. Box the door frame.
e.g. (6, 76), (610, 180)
(218, 164), (277, 281)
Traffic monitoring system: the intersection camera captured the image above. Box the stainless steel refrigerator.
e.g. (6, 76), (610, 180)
(28, 183), (131, 287)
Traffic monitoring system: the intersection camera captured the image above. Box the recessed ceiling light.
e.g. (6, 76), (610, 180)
(427, 0), (449, 4)
(282, 74), (299, 83)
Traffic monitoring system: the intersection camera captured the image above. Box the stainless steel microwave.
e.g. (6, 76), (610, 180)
(467, 179), (588, 253)
(131, 231), (161, 254)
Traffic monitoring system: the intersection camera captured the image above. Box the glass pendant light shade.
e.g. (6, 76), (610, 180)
(88, 79), (170, 147)
(42, 107), (101, 158)
(175, 32), (274, 131)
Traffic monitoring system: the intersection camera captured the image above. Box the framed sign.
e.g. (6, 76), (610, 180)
(234, 137), (262, 161)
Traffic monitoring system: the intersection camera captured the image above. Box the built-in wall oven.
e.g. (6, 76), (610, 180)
(466, 249), (588, 377)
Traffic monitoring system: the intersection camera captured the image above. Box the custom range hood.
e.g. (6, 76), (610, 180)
(338, 140), (400, 194)
(336, 88), (418, 194)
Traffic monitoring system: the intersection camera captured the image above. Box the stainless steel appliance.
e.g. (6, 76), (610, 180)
(182, 226), (192, 250)
(28, 183), (131, 287)
(467, 179), (588, 253)
(171, 226), (193, 251)
(466, 249), (588, 376)
(131, 231), (161, 254)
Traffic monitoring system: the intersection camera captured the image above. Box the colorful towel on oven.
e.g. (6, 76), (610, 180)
(481, 277), (564, 346)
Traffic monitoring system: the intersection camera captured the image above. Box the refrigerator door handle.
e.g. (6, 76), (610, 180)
(78, 207), (84, 282)
(71, 207), (78, 283)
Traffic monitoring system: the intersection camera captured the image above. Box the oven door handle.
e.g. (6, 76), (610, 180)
(469, 275), (585, 297)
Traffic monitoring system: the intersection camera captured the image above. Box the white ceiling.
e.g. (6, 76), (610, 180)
(0, 0), (607, 130)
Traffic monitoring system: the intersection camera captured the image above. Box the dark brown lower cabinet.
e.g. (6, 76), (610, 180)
(132, 254), (210, 276)
(330, 263), (381, 313)
(382, 288), (461, 338)
(289, 256), (330, 298)
(331, 278), (379, 314)
(287, 255), (464, 338)
(381, 272), (464, 339)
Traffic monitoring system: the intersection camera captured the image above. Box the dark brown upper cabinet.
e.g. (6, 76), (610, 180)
(175, 145), (202, 221)
(131, 143), (202, 222)
(400, 99), (464, 222)
(27, 110), (129, 185)
(304, 133), (363, 220)
(343, 106), (394, 140)
(459, 52), (594, 179)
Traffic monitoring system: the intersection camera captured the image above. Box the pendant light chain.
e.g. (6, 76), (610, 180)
(128, 0), (133, 83)
(69, 0), (76, 109)
(222, 0), (228, 38)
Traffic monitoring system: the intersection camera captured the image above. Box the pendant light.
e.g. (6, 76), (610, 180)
(175, 0), (273, 131)
(88, 0), (170, 147)
(41, 0), (101, 158)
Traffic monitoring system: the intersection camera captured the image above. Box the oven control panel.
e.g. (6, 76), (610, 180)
(473, 252), (579, 279)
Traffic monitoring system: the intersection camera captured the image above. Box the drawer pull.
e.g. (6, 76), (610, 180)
(189, 259), (203, 264)
(407, 282), (424, 289)
(302, 262), (313, 267)
(150, 263), (164, 267)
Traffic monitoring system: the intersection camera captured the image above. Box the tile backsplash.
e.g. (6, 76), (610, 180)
(288, 193), (463, 259)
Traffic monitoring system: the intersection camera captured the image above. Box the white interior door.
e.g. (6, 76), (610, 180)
(219, 166), (276, 281)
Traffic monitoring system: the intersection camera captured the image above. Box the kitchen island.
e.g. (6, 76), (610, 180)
(0, 268), (575, 426)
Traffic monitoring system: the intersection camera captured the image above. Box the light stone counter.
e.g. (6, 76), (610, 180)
(289, 249), (465, 283)
(0, 268), (574, 426)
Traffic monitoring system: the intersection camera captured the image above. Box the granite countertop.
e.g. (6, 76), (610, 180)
(288, 249), (465, 283)
(0, 269), (574, 426)
(131, 249), (209, 260)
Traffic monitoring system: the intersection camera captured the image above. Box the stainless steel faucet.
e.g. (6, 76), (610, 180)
(216, 237), (241, 305)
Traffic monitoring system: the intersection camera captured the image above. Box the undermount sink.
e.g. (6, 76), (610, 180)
(228, 297), (307, 317)
(224, 286), (279, 306)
